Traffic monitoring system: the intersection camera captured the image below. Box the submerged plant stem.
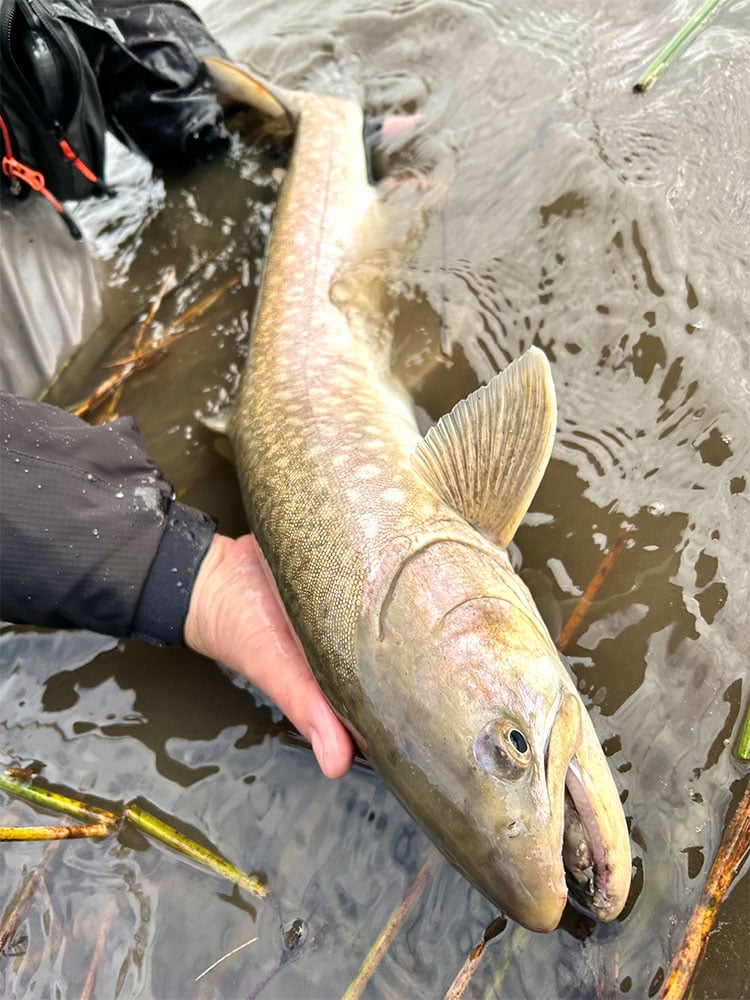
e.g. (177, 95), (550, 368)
(124, 804), (267, 899)
(342, 848), (442, 1000)
(556, 525), (633, 654)
(80, 909), (114, 1000)
(633, 0), (722, 92)
(0, 842), (57, 955)
(659, 781), (750, 1000)
(443, 916), (507, 1000)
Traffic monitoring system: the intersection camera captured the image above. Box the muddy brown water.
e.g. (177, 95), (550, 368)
(1, 1), (749, 997)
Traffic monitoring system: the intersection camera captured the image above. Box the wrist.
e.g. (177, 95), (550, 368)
(183, 532), (234, 657)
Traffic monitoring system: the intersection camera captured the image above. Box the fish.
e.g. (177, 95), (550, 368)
(204, 56), (632, 933)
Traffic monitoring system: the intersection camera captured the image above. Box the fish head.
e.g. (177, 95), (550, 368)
(359, 538), (631, 932)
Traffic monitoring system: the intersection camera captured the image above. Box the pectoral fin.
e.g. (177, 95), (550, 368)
(412, 346), (556, 548)
(203, 56), (296, 133)
(199, 409), (235, 463)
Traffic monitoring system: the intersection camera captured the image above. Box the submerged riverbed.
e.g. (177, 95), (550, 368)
(1, 1), (749, 997)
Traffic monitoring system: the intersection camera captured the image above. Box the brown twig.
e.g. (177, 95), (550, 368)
(71, 348), (168, 419)
(160, 273), (240, 337)
(658, 781), (750, 1000)
(341, 849), (442, 1000)
(0, 842), (57, 954)
(104, 265), (176, 420)
(71, 271), (239, 422)
(137, 267), (177, 353)
(556, 524), (634, 653)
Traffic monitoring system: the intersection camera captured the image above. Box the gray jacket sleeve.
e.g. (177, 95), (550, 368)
(0, 393), (216, 644)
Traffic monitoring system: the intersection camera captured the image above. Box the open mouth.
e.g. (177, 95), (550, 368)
(562, 764), (613, 918)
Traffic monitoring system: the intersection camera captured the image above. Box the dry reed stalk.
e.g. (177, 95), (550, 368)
(105, 265), (177, 419)
(1, 769), (267, 899)
(124, 804), (267, 899)
(0, 771), (119, 825)
(556, 525), (634, 653)
(0, 842), (57, 954)
(443, 916), (507, 1000)
(80, 907), (115, 1000)
(658, 781), (750, 1000)
(341, 848), (442, 1000)
(72, 271), (239, 421)
(0, 822), (112, 840)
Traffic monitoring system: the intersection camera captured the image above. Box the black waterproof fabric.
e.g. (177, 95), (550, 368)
(0, 393), (216, 643)
(0, 0), (110, 203)
(1, 0), (231, 210)
(92, 0), (231, 167)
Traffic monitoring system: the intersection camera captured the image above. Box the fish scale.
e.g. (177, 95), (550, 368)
(231, 92), (447, 698)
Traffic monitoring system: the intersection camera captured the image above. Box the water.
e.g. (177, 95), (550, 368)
(2, 0), (749, 997)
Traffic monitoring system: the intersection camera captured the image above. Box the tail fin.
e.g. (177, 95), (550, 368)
(203, 56), (295, 134)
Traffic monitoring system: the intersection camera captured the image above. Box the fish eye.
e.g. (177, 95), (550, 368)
(474, 719), (532, 780)
(508, 729), (528, 754)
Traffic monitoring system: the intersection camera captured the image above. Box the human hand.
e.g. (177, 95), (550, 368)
(184, 533), (355, 778)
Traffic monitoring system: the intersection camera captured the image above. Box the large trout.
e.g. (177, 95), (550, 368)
(205, 57), (631, 932)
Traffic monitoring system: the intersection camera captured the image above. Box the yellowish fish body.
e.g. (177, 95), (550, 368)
(206, 57), (631, 932)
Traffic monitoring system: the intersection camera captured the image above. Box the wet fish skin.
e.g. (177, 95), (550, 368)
(205, 57), (632, 932)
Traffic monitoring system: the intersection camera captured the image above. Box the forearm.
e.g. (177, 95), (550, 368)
(0, 393), (215, 643)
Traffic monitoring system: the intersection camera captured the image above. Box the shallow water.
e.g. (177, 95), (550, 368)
(2, 0), (749, 997)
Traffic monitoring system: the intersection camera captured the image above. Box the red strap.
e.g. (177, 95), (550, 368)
(58, 138), (98, 183)
(2, 155), (46, 192)
(0, 115), (81, 237)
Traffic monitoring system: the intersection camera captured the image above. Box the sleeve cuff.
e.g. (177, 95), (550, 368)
(130, 500), (217, 646)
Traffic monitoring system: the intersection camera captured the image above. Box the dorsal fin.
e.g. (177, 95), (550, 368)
(203, 56), (296, 133)
(412, 346), (556, 548)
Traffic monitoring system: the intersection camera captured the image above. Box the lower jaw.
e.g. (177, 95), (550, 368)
(562, 769), (611, 918)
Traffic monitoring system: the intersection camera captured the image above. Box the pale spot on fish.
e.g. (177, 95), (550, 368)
(361, 519), (379, 541)
(355, 464), (381, 480)
(382, 488), (406, 504)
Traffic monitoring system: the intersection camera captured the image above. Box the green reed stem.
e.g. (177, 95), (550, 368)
(634, 0), (723, 92)
(124, 804), (267, 899)
(736, 701), (750, 762)
(0, 772), (119, 825)
(1, 769), (268, 899)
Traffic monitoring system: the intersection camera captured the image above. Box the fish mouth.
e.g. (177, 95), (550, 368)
(562, 763), (619, 920)
(545, 692), (630, 924)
